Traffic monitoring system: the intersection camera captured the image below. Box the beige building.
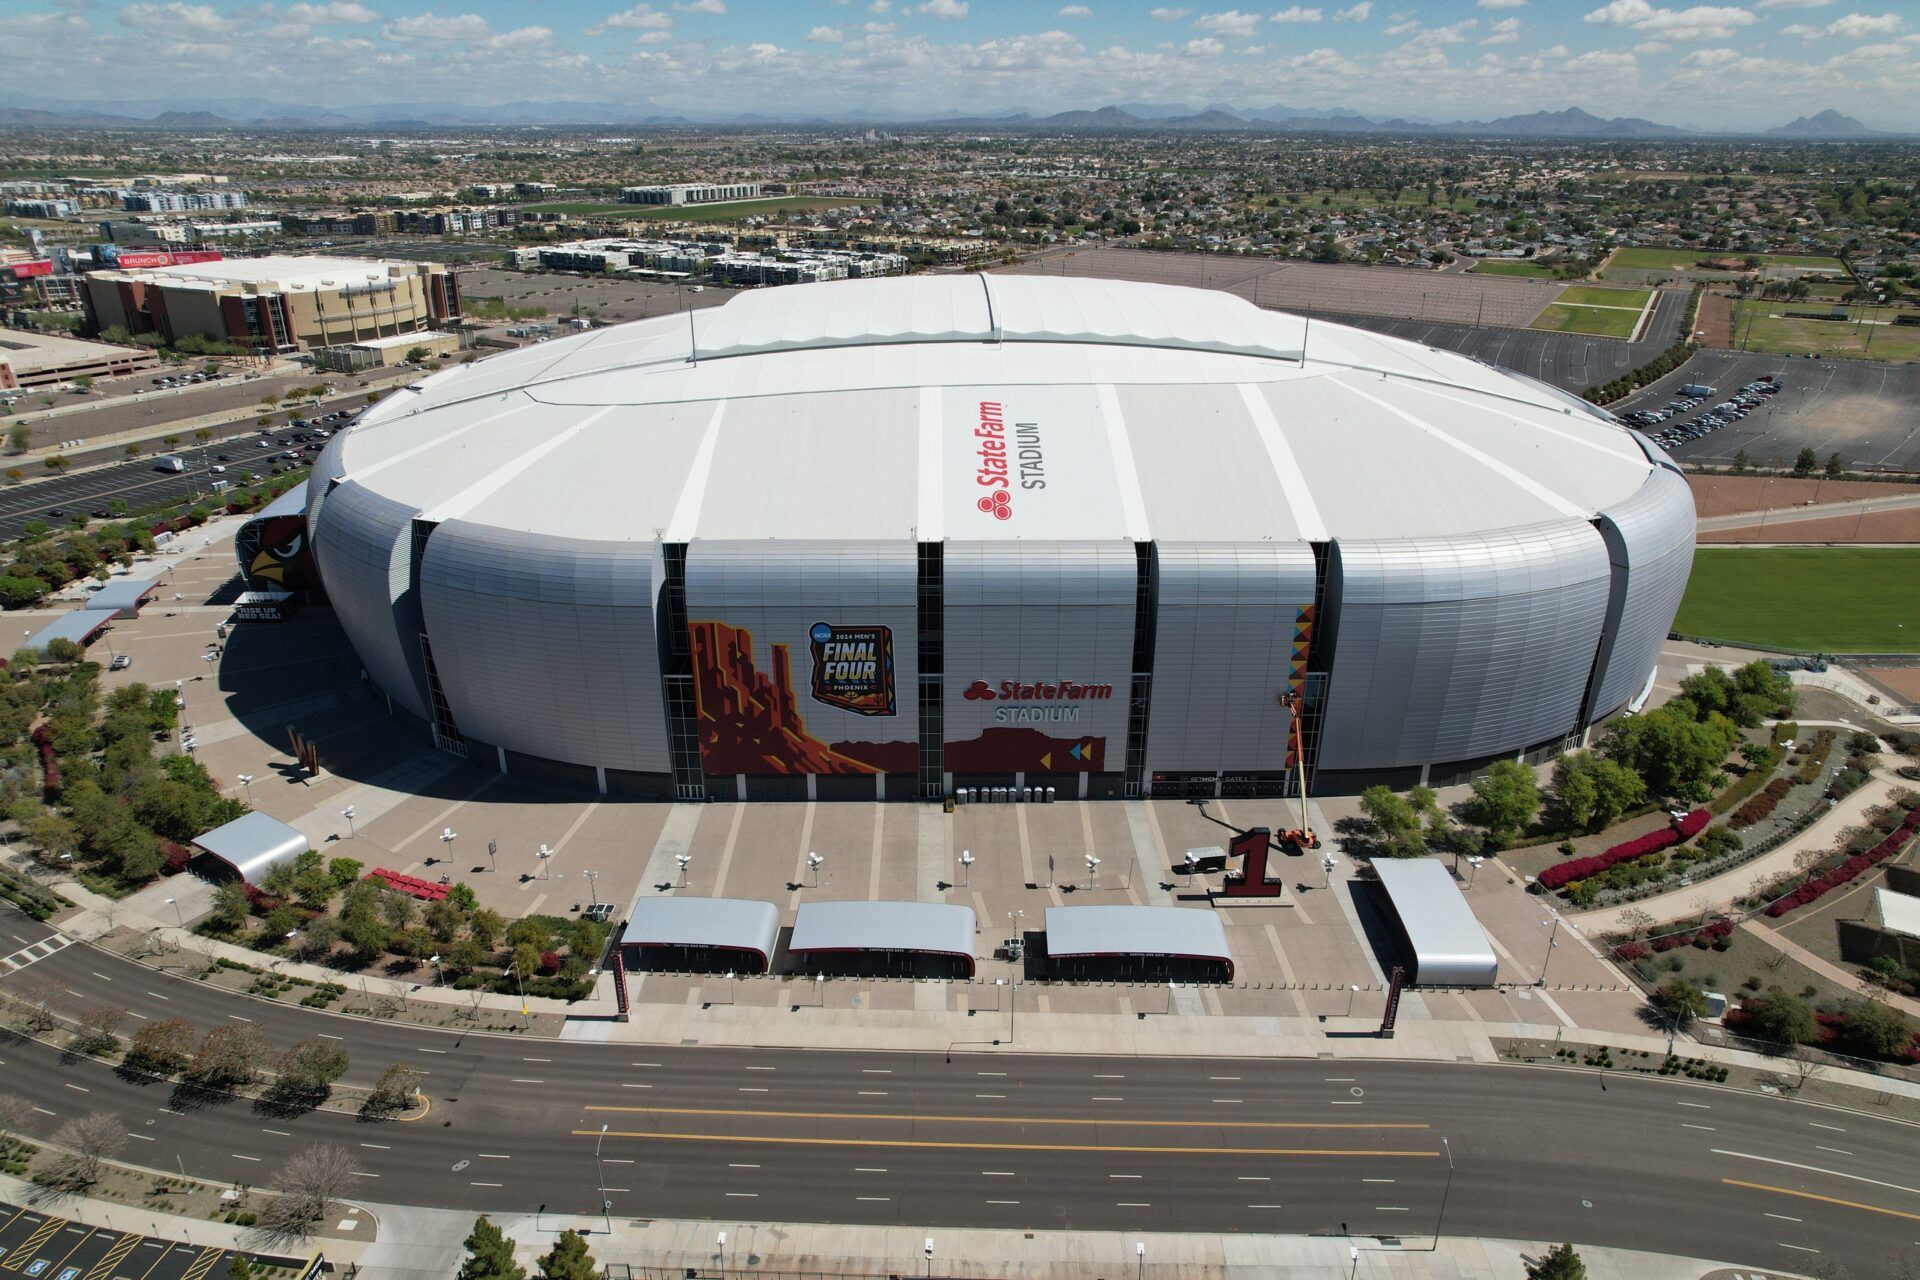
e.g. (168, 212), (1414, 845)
(310, 329), (463, 373)
(80, 255), (460, 353)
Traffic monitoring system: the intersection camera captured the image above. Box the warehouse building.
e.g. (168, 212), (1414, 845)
(622, 183), (762, 206)
(79, 255), (460, 354)
(307, 275), (1694, 802)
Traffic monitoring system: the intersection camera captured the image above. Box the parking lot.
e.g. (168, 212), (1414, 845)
(453, 266), (733, 326)
(1616, 348), (1920, 474)
(0, 1204), (301, 1280)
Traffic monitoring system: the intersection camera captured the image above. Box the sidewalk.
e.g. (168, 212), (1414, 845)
(356, 1198), (1759, 1280)
(1570, 774), (1897, 935)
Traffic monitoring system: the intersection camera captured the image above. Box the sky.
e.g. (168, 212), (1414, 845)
(2, 0), (1916, 131)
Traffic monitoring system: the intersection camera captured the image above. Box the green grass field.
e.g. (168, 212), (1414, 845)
(518, 195), (871, 221)
(1674, 547), (1920, 653)
(1606, 247), (1847, 274)
(1556, 284), (1652, 309)
(1726, 299), (1920, 362)
(1468, 259), (1560, 278)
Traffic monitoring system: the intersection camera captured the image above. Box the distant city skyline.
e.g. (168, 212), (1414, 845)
(1, 0), (1915, 132)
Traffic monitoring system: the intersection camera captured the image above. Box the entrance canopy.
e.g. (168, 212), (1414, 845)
(86, 575), (160, 618)
(789, 901), (976, 977)
(26, 610), (114, 652)
(191, 810), (309, 886)
(1044, 905), (1233, 980)
(1369, 857), (1498, 987)
(622, 896), (781, 973)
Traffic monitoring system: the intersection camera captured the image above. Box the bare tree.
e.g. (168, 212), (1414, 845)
(259, 1143), (359, 1235)
(1617, 907), (1653, 940)
(44, 1111), (126, 1190)
(16, 979), (69, 1034)
(126, 1017), (198, 1075)
(187, 1025), (274, 1090)
(0, 1093), (30, 1135)
(73, 1005), (128, 1056)
(1789, 1054), (1826, 1093)
(363, 1062), (424, 1116)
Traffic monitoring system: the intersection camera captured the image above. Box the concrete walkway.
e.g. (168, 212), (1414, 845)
(1570, 775), (1898, 935)
(357, 1198), (1755, 1280)
(1741, 917), (1920, 1019)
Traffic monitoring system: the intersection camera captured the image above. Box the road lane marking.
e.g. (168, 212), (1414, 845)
(64, 1085), (89, 1093)
(523, 1057), (550, 1063)
(1764, 1213), (1802, 1222)
(511, 1079), (544, 1085)
(1116, 1202), (1150, 1208)
(633, 1062), (660, 1067)
(1375, 1206), (1409, 1212)
(1209, 1076), (1240, 1081)
(1362, 1178), (1394, 1184)
(1237, 1176), (1269, 1182)
(261, 1129), (290, 1137)
(145, 992), (169, 1001)
(583, 1130), (1439, 1158)
(231, 1154), (260, 1162)
(1808, 1122), (1846, 1133)
(855, 1197), (889, 1202)
(421, 1049), (446, 1055)
(126, 1133), (154, 1141)
(855, 1168), (887, 1173)
(1682, 1124), (1715, 1132)
(724, 1192), (757, 1198)
(470, 1182), (503, 1188)
(1325, 1078), (1355, 1082)
(350, 1173), (380, 1179)
(318, 1034), (343, 1041)
(360, 1143), (390, 1150)
(1778, 1244), (1820, 1254)
(605, 1159), (634, 1164)
(1212, 1099), (1243, 1104)
(477, 1154), (509, 1159)
(744, 1065), (775, 1071)
(738, 1087), (767, 1093)
(727, 1164), (758, 1169)
(1094, 1074), (1125, 1079)
(976, 1094), (1005, 1099)
(977, 1071), (1006, 1076)
(858, 1091), (888, 1097)
(1722, 1178), (1920, 1223)
(1815, 1146), (1853, 1156)
(987, 1200), (1019, 1205)
(1109, 1174), (1141, 1179)
(861, 1069), (891, 1075)
(620, 1084), (651, 1089)
(982, 1171), (1015, 1177)
(1713, 1150), (1920, 1199)
(584, 1105), (1426, 1131)
(91, 973), (111, 982)
(227, 1014), (252, 1022)
(1248, 1203), (1284, 1209)
(1677, 1101), (1711, 1109)
(1092, 1097), (1124, 1102)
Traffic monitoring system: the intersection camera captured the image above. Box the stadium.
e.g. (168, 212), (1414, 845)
(305, 275), (1695, 802)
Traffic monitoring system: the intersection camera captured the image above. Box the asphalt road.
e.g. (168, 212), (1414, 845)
(2, 909), (1917, 1274)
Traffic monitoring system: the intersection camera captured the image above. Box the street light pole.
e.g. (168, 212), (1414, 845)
(583, 869), (600, 908)
(1538, 914), (1561, 987)
(594, 1123), (611, 1235)
(440, 827), (457, 865)
(1434, 1135), (1454, 1249)
(164, 896), (184, 929)
(538, 843), (552, 879)
(237, 773), (253, 806)
(958, 849), (973, 887)
(342, 805), (356, 839)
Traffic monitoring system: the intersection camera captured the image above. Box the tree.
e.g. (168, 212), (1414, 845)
(209, 880), (250, 932)
(227, 1257), (257, 1280)
(1601, 705), (1740, 803)
(1839, 998), (1913, 1059)
(365, 1061), (424, 1114)
(1545, 751), (1646, 833)
(1825, 452), (1844, 478)
(0, 574), (49, 608)
(16, 978), (67, 1033)
(1463, 759), (1541, 846)
(271, 1038), (350, 1104)
(6, 424), (29, 454)
(1358, 785), (1425, 858)
(1654, 977), (1708, 1028)
(1747, 989), (1818, 1045)
(459, 1217), (527, 1280)
(0, 1092), (30, 1135)
(126, 1016), (197, 1074)
(260, 1143), (359, 1235)
(538, 1231), (595, 1280)
(188, 1024), (273, 1089)
(405, 345), (432, 364)
(1526, 1243), (1588, 1280)
(468, 908), (505, 949)
(74, 1004), (128, 1055)
(1793, 447), (1818, 476)
(43, 1111), (126, 1190)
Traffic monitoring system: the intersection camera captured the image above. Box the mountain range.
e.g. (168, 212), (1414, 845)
(0, 100), (1900, 139)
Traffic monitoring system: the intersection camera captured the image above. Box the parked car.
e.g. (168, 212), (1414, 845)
(109, 654), (131, 671)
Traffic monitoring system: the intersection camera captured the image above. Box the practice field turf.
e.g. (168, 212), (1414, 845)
(1556, 284), (1652, 309)
(1530, 295), (1646, 338)
(1607, 247), (1847, 274)
(1468, 259), (1560, 278)
(1725, 300), (1920, 362)
(1674, 547), (1920, 653)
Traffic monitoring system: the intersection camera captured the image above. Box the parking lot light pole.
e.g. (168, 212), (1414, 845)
(583, 869), (600, 908)
(1085, 854), (1100, 889)
(538, 843), (552, 879)
(342, 805), (356, 839)
(675, 854), (691, 887)
(1538, 914), (1562, 987)
(958, 849), (974, 887)
(440, 827), (457, 863)
(807, 851), (823, 886)
(237, 773), (254, 805)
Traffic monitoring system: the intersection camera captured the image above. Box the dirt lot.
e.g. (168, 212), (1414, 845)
(454, 266), (736, 325)
(1687, 475), (1918, 517)
(1861, 666), (1920, 703)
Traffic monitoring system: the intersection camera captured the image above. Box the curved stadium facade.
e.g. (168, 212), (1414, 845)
(306, 275), (1695, 802)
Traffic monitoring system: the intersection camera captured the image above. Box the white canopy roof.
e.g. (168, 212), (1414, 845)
(789, 900), (976, 972)
(1369, 857), (1499, 988)
(1044, 905), (1232, 974)
(622, 896), (780, 969)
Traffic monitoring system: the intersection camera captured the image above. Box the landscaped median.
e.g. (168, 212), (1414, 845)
(1764, 802), (1920, 918)
(1537, 809), (1711, 892)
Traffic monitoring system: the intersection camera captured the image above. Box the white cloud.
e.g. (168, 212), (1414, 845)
(1057, 3), (1092, 14)
(869, 0), (889, 10)
(1271, 5), (1323, 20)
(381, 11), (489, 41)
(806, 24), (842, 40)
(633, 29), (671, 43)
(1148, 5), (1189, 16)
(283, 2), (378, 22)
(1684, 45), (1741, 62)
(121, 2), (233, 35)
(1333, 1), (1371, 19)
(1194, 9), (1261, 36)
(1778, 21), (1821, 34)
(1184, 35), (1226, 53)
(1482, 16), (1520, 40)
(915, 0), (969, 16)
(1565, 47), (1639, 66)
(1477, 0), (1526, 7)
(589, 4), (672, 34)
(673, 0), (725, 11)
(862, 20), (896, 32)
(1583, 0), (1756, 40)
(1384, 17), (1419, 34)
(484, 25), (553, 51)
(1826, 11), (1902, 36)
(1634, 38), (1671, 50)
(1757, 0), (1832, 6)
(1541, 41), (1568, 53)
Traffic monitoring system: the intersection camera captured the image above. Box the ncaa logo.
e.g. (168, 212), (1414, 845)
(977, 490), (1012, 521)
(809, 622), (834, 645)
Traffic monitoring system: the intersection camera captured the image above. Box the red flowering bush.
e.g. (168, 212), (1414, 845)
(539, 949), (562, 975)
(1765, 806), (1920, 918)
(1611, 940), (1651, 962)
(1538, 810), (1711, 891)
(1729, 777), (1793, 830)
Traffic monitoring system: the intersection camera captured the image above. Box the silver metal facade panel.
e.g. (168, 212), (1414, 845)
(684, 541), (917, 773)
(942, 541), (1135, 774)
(313, 478), (431, 721)
(1317, 521), (1612, 771)
(305, 436), (348, 536)
(1589, 467), (1696, 719)
(623, 897), (780, 960)
(1043, 905), (1231, 963)
(1369, 857), (1498, 987)
(1146, 542), (1317, 775)
(789, 901), (976, 959)
(419, 521), (669, 773)
(193, 812), (309, 886)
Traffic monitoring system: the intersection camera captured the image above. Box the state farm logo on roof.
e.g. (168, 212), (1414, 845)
(972, 398), (1047, 522)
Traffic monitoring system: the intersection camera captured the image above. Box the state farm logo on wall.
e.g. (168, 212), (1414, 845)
(962, 678), (1113, 724)
(972, 399), (1047, 523)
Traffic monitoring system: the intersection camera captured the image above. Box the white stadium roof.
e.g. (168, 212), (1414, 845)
(334, 275), (1668, 545)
